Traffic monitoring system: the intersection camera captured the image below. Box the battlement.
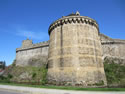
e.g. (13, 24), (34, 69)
(16, 40), (49, 52)
(49, 11), (98, 35)
(22, 39), (33, 48)
(100, 33), (125, 45)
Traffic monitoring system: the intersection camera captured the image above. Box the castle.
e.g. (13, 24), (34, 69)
(15, 12), (125, 86)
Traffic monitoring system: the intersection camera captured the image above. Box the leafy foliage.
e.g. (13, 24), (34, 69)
(93, 80), (104, 86)
(41, 66), (48, 85)
(104, 58), (125, 87)
(0, 74), (13, 83)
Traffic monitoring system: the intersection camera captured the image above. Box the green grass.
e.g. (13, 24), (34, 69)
(0, 82), (125, 91)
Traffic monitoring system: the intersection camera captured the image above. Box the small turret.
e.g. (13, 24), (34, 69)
(76, 11), (80, 15)
(22, 38), (33, 48)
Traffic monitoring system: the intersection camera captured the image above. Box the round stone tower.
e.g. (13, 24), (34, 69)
(47, 11), (107, 86)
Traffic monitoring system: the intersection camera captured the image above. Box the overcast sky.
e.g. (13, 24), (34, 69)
(0, 0), (125, 65)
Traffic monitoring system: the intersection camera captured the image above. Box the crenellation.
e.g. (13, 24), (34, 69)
(16, 40), (49, 52)
(15, 40), (49, 67)
(48, 15), (99, 35)
(22, 38), (33, 48)
(100, 33), (125, 44)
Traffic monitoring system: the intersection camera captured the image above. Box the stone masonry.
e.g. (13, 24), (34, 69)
(16, 39), (49, 67)
(15, 11), (125, 87)
(100, 34), (125, 65)
(47, 11), (107, 86)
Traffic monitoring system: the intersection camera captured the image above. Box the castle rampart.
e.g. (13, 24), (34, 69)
(15, 40), (49, 67)
(100, 34), (125, 64)
(16, 41), (49, 52)
(15, 34), (125, 67)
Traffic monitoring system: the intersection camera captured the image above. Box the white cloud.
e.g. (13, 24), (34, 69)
(16, 30), (49, 40)
(2, 24), (49, 40)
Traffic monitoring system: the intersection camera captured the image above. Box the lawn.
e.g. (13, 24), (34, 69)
(0, 82), (125, 91)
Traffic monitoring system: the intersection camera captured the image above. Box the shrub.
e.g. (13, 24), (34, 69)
(94, 80), (104, 86)
(41, 66), (48, 85)
(32, 73), (36, 79)
(104, 58), (125, 87)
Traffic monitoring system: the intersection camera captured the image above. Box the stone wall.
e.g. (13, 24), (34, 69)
(16, 40), (49, 67)
(100, 34), (125, 65)
(15, 34), (125, 67)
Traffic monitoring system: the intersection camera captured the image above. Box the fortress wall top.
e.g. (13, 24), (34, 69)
(48, 13), (99, 35)
(100, 34), (125, 63)
(100, 33), (125, 45)
(22, 39), (33, 48)
(16, 40), (49, 52)
(15, 39), (49, 67)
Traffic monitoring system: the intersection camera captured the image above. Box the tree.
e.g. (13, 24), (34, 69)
(3, 61), (6, 69)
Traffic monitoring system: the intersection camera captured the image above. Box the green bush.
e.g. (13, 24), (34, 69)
(94, 80), (104, 86)
(41, 66), (48, 85)
(8, 74), (13, 79)
(104, 58), (125, 87)
(0, 75), (11, 83)
(32, 73), (36, 79)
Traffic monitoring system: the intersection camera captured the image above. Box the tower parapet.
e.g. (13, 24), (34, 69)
(49, 12), (99, 35)
(16, 40), (49, 52)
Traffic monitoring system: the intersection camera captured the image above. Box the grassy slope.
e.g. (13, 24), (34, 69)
(1, 65), (47, 84)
